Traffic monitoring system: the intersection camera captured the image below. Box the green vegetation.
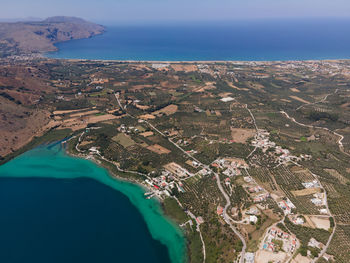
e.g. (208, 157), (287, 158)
(163, 198), (188, 223)
(2, 59), (350, 262)
(112, 133), (136, 148)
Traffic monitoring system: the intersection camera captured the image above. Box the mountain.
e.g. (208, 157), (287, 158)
(0, 16), (105, 57)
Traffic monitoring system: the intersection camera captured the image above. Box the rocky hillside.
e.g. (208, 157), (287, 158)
(0, 16), (105, 57)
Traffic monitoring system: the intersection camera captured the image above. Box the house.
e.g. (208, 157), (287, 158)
(244, 252), (255, 263)
(323, 253), (334, 261)
(196, 217), (204, 224)
(249, 215), (258, 224)
(217, 206), (224, 216)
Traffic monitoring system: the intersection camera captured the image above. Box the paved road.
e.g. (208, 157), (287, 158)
(213, 171), (247, 263)
(116, 94), (248, 262)
(280, 110), (338, 261)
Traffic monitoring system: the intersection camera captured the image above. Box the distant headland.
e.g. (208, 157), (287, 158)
(0, 16), (105, 57)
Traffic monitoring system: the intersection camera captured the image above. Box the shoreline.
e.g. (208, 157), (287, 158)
(45, 56), (350, 64)
(63, 143), (188, 263)
(44, 23), (350, 63)
(0, 142), (187, 263)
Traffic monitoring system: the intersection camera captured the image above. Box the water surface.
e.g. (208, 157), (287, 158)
(48, 19), (350, 61)
(0, 143), (185, 263)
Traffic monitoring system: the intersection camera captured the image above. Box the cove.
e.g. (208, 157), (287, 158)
(0, 143), (185, 263)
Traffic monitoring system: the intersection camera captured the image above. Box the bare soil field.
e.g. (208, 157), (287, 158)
(140, 131), (154, 137)
(289, 96), (311, 104)
(292, 254), (311, 263)
(53, 108), (90, 115)
(292, 187), (321, 197)
(290, 88), (301, 93)
(230, 128), (256, 144)
(255, 250), (288, 263)
(69, 110), (100, 118)
(135, 104), (150, 110)
(139, 114), (156, 120)
(59, 114), (119, 131)
(147, 144), (171, 154)
(171, 64), (197, 72)
(309, 216), (330, 230)
(226, 81), (249, 91)
(153, 104), (178, 116)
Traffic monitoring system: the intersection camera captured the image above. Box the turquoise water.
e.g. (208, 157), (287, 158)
(48, 19), (350, 61)
(0, 143), (185, 263)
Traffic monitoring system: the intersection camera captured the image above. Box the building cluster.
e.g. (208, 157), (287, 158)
(244, 252), (255, 263)
(278, 198), (296, 215)
(251, 129), (312, 165)
(143, 162), (196, 198)
(308, 237), (324, 250)
(212, 158), (248, 177)
(236, 205), (261, 224)
(197, 64), (211, 74)
(243, 176), (270, 203)
(302, 180), (320, 189)
(262, 227), (298, 254)
(251, 130), (275, 151)
(164, 162), (194, 178)
(299, 180), (328, 214)
(311, 192), (326, 206)
(151, 63), (169, 69)
(117, 124), (144, 134)
(289, 215), (305, 225)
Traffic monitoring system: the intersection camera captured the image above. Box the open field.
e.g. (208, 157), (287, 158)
(292, 188), (321, 197)
(255, 250), (288, 263)
(147, 144), (171, 154)
(112, 133), (136, 148)
(230, 128), (256, 144)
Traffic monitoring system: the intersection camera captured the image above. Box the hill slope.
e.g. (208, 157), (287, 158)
(0, 16), (105, 57)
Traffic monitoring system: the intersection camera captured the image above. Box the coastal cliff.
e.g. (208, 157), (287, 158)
(0, 16), (105, 57)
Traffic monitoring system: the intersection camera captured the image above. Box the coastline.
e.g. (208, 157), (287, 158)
(44, 22), (350, 63)
(62, 137), (188, 263)
(0, 138), (187, 263)
(13, 52), (350, 64)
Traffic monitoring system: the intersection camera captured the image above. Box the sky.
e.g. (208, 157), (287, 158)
(1, 0), (350, 23)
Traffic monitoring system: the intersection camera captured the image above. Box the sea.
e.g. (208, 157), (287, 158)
(47, 19), (350, 61)
(0, 143), (185, 263)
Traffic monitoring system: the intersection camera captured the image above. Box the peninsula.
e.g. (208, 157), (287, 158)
(0, 16), (105, 57)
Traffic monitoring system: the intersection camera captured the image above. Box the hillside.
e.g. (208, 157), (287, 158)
(0, 16), (105, 57)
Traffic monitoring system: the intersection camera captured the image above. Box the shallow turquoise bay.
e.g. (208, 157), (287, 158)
(0, 143), (185, 263)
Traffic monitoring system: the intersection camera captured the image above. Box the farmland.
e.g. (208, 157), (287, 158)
(1, 58), (350, 262)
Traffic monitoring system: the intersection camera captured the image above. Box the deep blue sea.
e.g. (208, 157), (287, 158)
(0, 177), (170, 263)
(0, 145), (185, 263)
(48, 19), (350, 61)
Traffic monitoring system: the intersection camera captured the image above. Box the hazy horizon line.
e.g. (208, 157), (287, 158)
(1, 15), (350, 25)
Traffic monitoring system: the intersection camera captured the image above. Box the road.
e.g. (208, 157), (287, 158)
(114, 93), (248, 262)
(214, 170), (247, 263)
(309, 171), (337, 262)
(173, 196), (207, 263)
(280, 110), (348, 157)
(142, 110), (247, 262)
(280, 110), (338, 261)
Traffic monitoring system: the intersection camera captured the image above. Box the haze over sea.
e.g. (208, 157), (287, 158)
(48, 19), (350, 61)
